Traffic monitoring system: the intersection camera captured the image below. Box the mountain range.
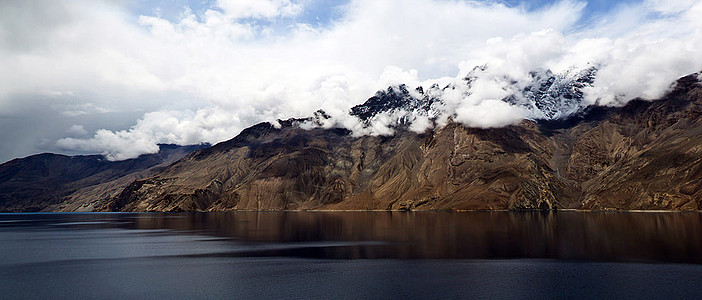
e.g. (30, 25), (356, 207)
(2, 70), (702, 212)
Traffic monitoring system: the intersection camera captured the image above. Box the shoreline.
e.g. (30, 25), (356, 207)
(3, 208), (702, 214)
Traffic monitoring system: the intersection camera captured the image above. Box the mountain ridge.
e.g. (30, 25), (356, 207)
(346, 66), (599, 134)
(1, 72), (702, 212)
(0, 144), (209, 212)
(100, 72), (702, 212)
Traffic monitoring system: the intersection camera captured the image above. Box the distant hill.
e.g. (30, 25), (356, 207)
(0, 144), (208, 212)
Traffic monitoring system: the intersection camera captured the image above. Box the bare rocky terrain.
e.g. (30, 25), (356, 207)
(2, 74), (702, 212)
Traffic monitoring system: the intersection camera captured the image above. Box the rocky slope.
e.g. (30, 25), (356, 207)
(0, 144), (207, 212)
(93, 73), (702, 211)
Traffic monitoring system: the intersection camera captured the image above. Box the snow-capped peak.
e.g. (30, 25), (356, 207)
(349, 66), (598, 130)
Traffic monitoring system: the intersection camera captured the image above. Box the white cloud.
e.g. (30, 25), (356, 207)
(57, 108), (244, 160)
(57, 128), (162, 161)
(582, 0), (702, 105)
(452, 1), (702, 108)
(455, 99), (528, 128)
(2, 0), (702, 161)
(66, 125), (87, 137)
(409, 115), (432, 133)
(645, 0), (696, 14)
(216, 0), (305, 19)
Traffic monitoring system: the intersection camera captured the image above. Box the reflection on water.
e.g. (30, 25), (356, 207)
(3, 211), (702, 263)
(4, 211), (702, 298)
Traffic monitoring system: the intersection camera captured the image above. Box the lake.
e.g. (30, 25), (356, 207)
(2, 211), (702, 298)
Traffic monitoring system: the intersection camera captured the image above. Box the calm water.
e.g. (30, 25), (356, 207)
(2, 211), (702, 298)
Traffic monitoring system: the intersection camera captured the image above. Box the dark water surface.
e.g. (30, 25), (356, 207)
(2, 211), (702, 298)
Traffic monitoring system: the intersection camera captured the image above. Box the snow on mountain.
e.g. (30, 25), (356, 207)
(346, 65), (598, 133)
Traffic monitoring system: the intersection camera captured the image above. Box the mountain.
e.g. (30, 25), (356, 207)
(93, 72), (702, 212)
(0, 144), (208, 212)
(2, 71), (702, 212)
(504, 67), (598, 119)
(348, 66), (598, 127)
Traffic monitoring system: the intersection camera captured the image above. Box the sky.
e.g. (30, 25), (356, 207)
(1, 0), (701, 162)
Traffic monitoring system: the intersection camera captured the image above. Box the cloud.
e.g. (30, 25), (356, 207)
(216, 0), (305, 19)
(456, 99), (528, 128)
(576, 1), (702, 105)
(2, 0), (702, 161)
(66, 125), (87, 137)
(57, 128), (161, 161)
(645, 0), (696, 14)
(57, 108), (242, 160)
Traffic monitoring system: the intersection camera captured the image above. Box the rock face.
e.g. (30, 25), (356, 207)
(96, 73), (702, 211)
(0, 144), (208, 212)
(107, 123), (564, 211)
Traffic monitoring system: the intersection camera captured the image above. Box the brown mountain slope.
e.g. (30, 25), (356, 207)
(0, 144), (207, 212)
(575, 76), (702, 210)
(106, 122), (568, 211)
(98, 74), (702, 211)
